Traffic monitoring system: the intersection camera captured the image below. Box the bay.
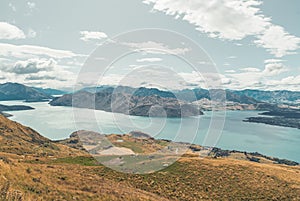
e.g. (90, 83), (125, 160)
(2, 100), (300, 162)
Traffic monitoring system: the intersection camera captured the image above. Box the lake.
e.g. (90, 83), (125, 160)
(2, 100), (300, 162)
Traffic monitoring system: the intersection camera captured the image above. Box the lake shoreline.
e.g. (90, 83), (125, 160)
(2, 100), (300, 163)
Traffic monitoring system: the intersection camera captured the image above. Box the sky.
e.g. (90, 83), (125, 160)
(0, 0), (300, 91)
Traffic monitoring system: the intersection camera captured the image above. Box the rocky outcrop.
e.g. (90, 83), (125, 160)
(128, 131), (153, 139)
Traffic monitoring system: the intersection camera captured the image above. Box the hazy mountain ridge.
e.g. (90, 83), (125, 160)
(32, 87), (66, 96)
(0, 83), (52, 101)
(81, 86), (260, 104)
(50, 90), (202, 117)
(232, 89), (300, 104)
(52, 85), (299, 117)
(1, 82), (299, 105)
(81, 85), (300, 105)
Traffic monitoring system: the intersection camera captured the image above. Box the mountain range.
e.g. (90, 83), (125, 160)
(0, 82), (65, 102)
(232, 89), (300, 104)
(50, 85), (300, 117)
(81, 86), (260, 104)
(50, 90), (202, 117)
(82, 86), (292, 105)
(1, 82), (299, 105)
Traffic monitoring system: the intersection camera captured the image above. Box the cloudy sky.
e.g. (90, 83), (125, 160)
(0, 0), (299, 91)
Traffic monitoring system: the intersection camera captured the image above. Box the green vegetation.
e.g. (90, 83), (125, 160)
(114, 141), (145, 153)
(51, 156), (99, 166)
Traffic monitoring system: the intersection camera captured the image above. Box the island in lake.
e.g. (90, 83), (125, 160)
(244, 108), (300, 129)
(0, 104), (34, 117)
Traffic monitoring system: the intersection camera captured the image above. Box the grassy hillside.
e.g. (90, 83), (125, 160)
(0, 115), (300, 200)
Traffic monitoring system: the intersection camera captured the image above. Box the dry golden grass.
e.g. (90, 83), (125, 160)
(1, 115), (300, 200)
(0, 157), (168, 201)
(1, 154), (300, 201)
(0, 115), (83, 157)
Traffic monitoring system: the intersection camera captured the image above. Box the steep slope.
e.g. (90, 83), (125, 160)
(0, 118), (299, 200)
(0, 115), (79, 156)
(0, 82), (52, 101)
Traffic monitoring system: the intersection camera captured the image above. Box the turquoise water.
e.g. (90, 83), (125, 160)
(2, 100), (300, 162)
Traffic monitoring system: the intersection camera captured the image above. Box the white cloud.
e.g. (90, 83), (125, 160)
(0, 22), (25, 39)
(0, 43), (85, 88)
(143, 0), (269, 40)
(75, 64), (298, 91)
(80, 31), (108, 42)
(264, 59), (284, 64)
(0, 43), (82, 59)
(178, 71), (226, 89)
(255, 25), (300, 57)
(27, 2), (36, 9)
(27, 28), (37, 38)
(122, 41), (190, 55)
(225, 70), (236, 73)
(264, 76), (300, 91)
(197, 61), (212, 65)
(0, 58), (76, 89)
(66, 60), (83, 67)
(240, 67), (261, 72)
(221, 60), (292, 90)
(113, 66), (193, 90)
(5, 58), (56, 74)
(263, 62), (287, 76)
(224, 71), (262, 89)
(9, 3), (16, 12)
(143, 0), (300, 57)
(136, 57), (162, 62)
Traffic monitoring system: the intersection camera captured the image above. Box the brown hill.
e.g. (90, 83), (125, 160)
(0, 115), (300, 200)
(0, 115), (81, 157)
